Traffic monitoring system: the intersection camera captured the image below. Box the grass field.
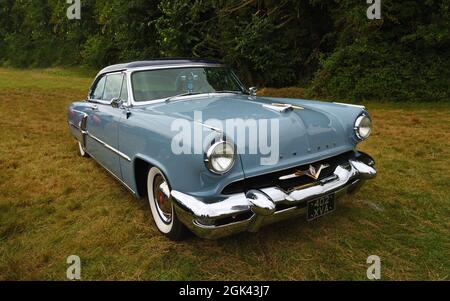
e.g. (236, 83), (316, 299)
(0, 68), (449, 280)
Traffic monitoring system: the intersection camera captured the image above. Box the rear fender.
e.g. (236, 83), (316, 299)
(68, 106), (88, 147)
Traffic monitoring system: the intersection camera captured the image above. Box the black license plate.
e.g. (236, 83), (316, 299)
(307, 194), (336, 221)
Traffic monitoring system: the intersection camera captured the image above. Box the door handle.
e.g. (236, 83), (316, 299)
(91, 105), (99, 111)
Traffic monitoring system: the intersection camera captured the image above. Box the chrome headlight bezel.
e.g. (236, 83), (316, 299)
(205, 141), (236, 174)
(354, 114), (372, 140)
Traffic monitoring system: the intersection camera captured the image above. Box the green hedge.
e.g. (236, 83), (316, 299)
(0, 0), (448, 101)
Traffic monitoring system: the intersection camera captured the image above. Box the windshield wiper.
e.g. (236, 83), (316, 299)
(164, 92), (205, 103)
(165, 90), (244, 102)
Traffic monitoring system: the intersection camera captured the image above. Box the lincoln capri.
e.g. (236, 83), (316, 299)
(67, 59), (377, 240)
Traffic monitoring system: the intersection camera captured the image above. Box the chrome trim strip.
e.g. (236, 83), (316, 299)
(128, 63), (224, 73)
(87, 132), (132, 162)
(333, 102), (366, 109)
(263, 103), (304, 113)
(71, 109), (87, 115)
(68, 121), (80, 131)
(263, 104), (292, 113)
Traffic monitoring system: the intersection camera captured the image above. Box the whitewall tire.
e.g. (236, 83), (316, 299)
(147, 167), (188, 240)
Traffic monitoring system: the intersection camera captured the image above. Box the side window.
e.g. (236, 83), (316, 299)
(103, 74), (124, 101)
(120, 76), (128, 101)
(92, 76), (106, 100)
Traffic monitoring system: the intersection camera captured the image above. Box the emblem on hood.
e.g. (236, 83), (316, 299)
(263, 103), (304, 113)
(279, 164), (330, 181)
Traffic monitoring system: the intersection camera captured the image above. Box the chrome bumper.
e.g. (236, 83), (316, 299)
(171, 159), (376, 239)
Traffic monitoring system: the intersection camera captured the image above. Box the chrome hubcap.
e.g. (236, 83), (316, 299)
(153, 175), (172, 224)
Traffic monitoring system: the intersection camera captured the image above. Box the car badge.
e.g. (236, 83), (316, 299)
(279, 164), (330, 181)
(309, 165), (318, 178)
(272, 103), (304, 110)
(263, 103), (304, 113)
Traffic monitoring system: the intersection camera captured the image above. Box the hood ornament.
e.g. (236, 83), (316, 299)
(279, 164), (330, 181)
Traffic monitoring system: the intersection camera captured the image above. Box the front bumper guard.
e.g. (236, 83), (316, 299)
(171, 159), (376, 239)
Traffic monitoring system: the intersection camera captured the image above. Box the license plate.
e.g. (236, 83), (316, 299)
(307, 194), (336, 221)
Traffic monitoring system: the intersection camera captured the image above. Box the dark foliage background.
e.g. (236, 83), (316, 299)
(0, 0), (449, 101)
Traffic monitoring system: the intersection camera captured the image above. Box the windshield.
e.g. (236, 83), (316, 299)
(131, 67), (246, 102)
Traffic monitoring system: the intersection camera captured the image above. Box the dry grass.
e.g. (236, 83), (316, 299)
(0, 68), (449, 280)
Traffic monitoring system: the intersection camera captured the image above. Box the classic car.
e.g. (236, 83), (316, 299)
(67, 59), (377, 240)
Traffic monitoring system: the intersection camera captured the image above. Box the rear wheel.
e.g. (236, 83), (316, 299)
(147, 167), (188, 240)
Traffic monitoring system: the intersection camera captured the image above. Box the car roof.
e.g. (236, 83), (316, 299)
(98, 58), (224, 75)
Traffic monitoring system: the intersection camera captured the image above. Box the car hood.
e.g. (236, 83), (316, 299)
(140, 94), (361, 177)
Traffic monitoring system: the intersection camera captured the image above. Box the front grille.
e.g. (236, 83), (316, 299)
(222, 151), (357, 195)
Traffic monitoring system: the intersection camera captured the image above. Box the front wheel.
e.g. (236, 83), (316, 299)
(147, 167), (188, 240)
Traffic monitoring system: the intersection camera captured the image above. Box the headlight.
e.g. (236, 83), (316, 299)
(354, 115), (372, 140)
(205, 141), (236, 174)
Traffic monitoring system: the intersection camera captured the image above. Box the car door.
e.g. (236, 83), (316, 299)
(85, 72), (127, 178)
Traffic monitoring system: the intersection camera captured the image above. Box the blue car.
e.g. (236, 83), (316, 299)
(67, 59), (377, 240)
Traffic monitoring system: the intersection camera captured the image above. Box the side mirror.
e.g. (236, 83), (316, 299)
(111, 98), (123, 109)
(249, 87), (258, 96)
